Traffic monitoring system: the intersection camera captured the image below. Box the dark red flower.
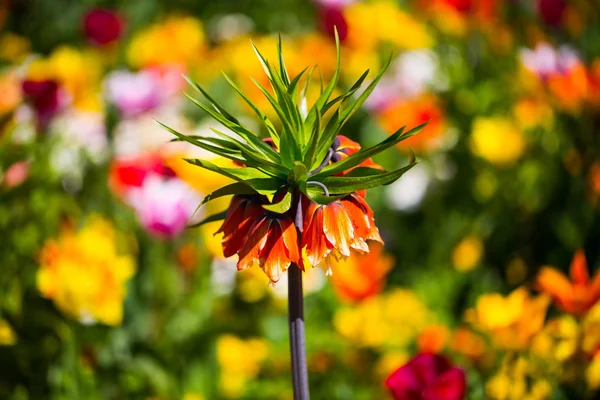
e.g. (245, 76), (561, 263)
(386, 353), (466, 400)
(21, 79), (64, 128)
(320, 7), (348, 43)
(83, 8), (124, 46)
(538, 0), (566, 26)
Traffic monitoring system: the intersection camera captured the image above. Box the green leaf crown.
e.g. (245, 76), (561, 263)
(161, 29), (426, 217)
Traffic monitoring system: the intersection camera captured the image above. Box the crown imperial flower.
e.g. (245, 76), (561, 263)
(162, 32), (424, 282)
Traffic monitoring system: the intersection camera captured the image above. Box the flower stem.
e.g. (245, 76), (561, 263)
(288, 262), (310, 400)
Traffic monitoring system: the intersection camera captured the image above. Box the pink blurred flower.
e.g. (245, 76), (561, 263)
(385, 353), (466, 400)
(104, 70), (163, 117)
(83, 8), (124, 46)
(104, 66), (185, 117)
(21, 79), (67, 128)
(3, 161), (29, 188)
(519, 43), (581, 80)
(126, 174), (201, 238)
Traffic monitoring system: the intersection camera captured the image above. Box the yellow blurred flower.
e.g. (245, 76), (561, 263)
(27, 46), (103, 111)
(452, 235), (484, 272)
(466, 287), (550, 350)
(376, 351), (409, 377)
(37, 215), (136, 325)
(182, 394), (205, 400)
(127, 16), (207, 69)
(470, 117), (526, 166)
(334, 288), (431, 348)
(486, 355), (552, 400)
(531, 316), (579, 363)
(587, 353), (600, 390)
(0, 33), (31, 62)
(0, 319), (16, 345)
(216, 335), (268, 398)
(343, 1), (433, 51)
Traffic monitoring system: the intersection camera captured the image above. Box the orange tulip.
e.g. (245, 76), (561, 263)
(537, 250), (600, 316)
(330, 243), (394, 303)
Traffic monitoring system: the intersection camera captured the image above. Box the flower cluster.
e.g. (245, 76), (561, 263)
(36, 215), (136, 325)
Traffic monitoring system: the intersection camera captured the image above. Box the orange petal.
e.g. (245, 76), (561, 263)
(323, 201), (354, 257)
(302, 206), (331, 267)
(570, 249), (589, 285)
(236, 216), (270, 271)
(259, 221), (288, 282)
(536, 267), (574, 310)
(278, 218), (301, 268)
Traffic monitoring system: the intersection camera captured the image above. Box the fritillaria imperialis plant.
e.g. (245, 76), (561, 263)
(161, 32), (425, 399)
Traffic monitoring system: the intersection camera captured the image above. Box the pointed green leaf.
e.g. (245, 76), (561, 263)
(319, 162), (417, 194)
(313, 122), (426, 178)
(277, 34), (290, 86)
(262, 190), (293, 213)
(183, 75), (239, 124)
(201, 182), (259, 206)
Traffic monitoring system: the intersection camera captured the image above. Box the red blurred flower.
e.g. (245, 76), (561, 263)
(83, 8), (124, 46)
(109, 154), (175, 196)
(21, 79), (64, 128)
(536, 249), (600, 315)
(302, 193), (382, 268)
(386, 353), (466, 400)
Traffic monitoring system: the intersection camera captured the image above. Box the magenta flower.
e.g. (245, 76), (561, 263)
(385, 353), (466, 400)
(126, 174), (201, 238)
(83, 8), (124, 46)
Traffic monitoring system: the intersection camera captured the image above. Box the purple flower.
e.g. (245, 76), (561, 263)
(126, 174), (201, 238)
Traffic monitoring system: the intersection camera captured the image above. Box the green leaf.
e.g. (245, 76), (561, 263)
(321, 69), (370, 114)
(312, 121), (426, 178)
(200, 182), (258, 206)
(221, 71), (280, 146)
(319, 163), (417, 194)
(262, 190), (293, 213)
(209, 128), (289, 177)
(183, 92), (280, 162)
(303, 105), (322, 166)
(303, 28), (340, 133)
(157, 121), (246, 163)
(289, 162), (308, 184)
(277, 34), (290, 86)
(183, 75), (239, 124)
(305, 187), (346, 205)
(287, 67), (309, 96)
(188, 210), (228, 229)
(183, 158), (273, 183)
(311, 109), (341, 170)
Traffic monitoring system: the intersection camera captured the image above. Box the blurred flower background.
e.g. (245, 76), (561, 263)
(0, 0), (599, 399)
